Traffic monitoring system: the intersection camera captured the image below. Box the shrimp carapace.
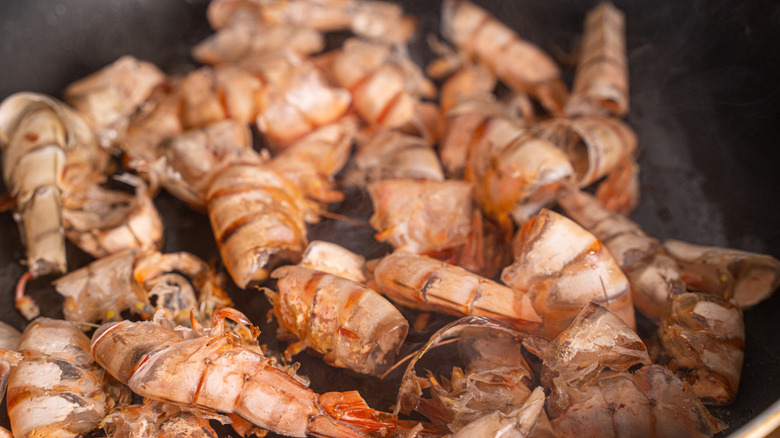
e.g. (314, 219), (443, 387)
(502, 208), (636, 338)
(91, 307), (413, 438)
(8, 318), (108, 437)
(268, 265), (408, 376)
(441, 0), (569, 115)
(374, 253), (541, 331)
(660, 288), (745, 406)
(565, 2), (629, 118)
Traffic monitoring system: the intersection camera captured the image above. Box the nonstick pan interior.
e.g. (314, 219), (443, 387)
(1, 1), (779, 436)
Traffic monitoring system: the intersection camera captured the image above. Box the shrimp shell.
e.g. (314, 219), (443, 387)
(7, 318), (107, 438)
(159, 119), (255, 208)
(441, 0), (568, 115)
(556, 187), (681, 321)
(132, 251), (233, 326)
(256, 0), (417, 45)
(122, 83), (184, 170)
(663, 239), (780, 308)
(193, 1), (324, 65)
(101, 400), (226, 438)
(394, 316), (552, 437)
(502, 209), (636, 338)
(206, 162), (313, 288)
(346, 130), (444, 185)
(53, 249), (144, 326)
(428, 332), (535, 432)
(438, 95), (507, 178)
(0, 322), (21, 351)
(451, 386), (547, 438)
(374, 253), (542, 331)
(660, 288), (745, 406)
(465, 117), (574, 225)
(91, 309), (404, 437)
(368, 179), (474, 255)
(438, 64), (497, 115)
(565, 2), (629, 118)
(53, 249), (232, 327)
(533, 116), (637, 189)
(268, 265), (408, 376)
(0, 92), (107, 279)
(122, 66), (262, 173)
(326, 39), (430, 129)
(299, 240), (367, 284)
(0, 323), (22, 406)
(246, 51), (352, 150)
(62, 174), (164, 258)
(64, 55), (166, 149)
(269, 116), (357, 204)
(594, 156), (641, 215)
(549, 365), (726, 438)
(541, 302), (651, 417)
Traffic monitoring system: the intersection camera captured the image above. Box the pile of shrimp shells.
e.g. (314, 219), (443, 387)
(1, 0), (780, 437)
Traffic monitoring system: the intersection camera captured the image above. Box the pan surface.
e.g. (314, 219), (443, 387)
(1, 0), (779, 436)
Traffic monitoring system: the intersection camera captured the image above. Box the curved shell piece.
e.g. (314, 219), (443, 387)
(549, 365), (725, 438)
(269, 265), (408, 376)
(0, 92), (107, 277)
(65, 55), (166, 149)
(534, 116), (636, 188)
(565, 2), (629, 118)
(557, 187), (681, 322)
(541, 302), (650, 416)
(502, 208), (635, 338)
(465, 117), (574, 225)
(206, 162), (311, 288)
(91, 311), (400, 437)
(441, 0), (568, 115)
(368, 178), (474, 254)
(7, 318), (107, 438)
(660, 288), (745, 406)
(299, 240), (366, 284)
(374, 252), (541, 331)
(663, 239), (780, 308)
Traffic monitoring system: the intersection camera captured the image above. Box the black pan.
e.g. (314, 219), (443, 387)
(1, 1), (779, 436)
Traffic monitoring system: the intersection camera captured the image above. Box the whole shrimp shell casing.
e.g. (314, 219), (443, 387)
(64, 55), (165, 149)
(374, 252), (542, 331)
(565, 2), (629, 118)
(660, 289), (745, 406)
(206, 163), (310, 288)
(502, 208), (635, 338)
(270, 265), (408, 376)
(441, 0), (568, 115)
(0, 92), (107, 277)
(557, 187), (680, 322)
(7, 318), (107, 438)
(299, 240), (366, 284)
(368, 178), (474, 254)
(91, 317), (395, 437)
(90, 320), (321, 436)
(663, 239), (780, 308)
(550, 365), (726, 438)
(541, 302), (650, 416)
(534, 116), (637, 189)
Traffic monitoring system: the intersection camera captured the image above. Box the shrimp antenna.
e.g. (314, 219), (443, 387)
(599, 275), (611, 305)
(380, 337), (460, 380)
(315, 208), (369, 227)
